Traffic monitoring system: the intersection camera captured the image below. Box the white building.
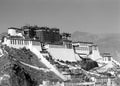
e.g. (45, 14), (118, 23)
(2, 36), (42, 51)
(2, 27), (42, 51)
(88, 45), (103, 61)
(72, 41), (102, 61)
(8, 27), (23, 37)
(101, 53), (112, 63)
(45, 44), (80, 61)
(45, 41), (103, 62)
(72, 41), (94, 57)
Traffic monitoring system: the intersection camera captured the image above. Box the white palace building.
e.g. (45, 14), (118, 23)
(1, 27), (120, 86)
(2, 28), (42, 51)
(2, 27), (119, 65)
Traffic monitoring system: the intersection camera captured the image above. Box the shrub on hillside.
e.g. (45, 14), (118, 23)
(79, 58), (98, 71)
(0, 46), (62, 86)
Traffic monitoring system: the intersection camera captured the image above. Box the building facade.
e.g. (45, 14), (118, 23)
(2, 36), (42, 51)
(72, 41), (94, 57)
(22, 26), (61, 44)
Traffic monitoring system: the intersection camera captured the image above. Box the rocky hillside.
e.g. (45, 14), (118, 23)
(0, 45), (62, 86)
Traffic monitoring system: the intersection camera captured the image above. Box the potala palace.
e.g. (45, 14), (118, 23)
(1, 26), (120, 86)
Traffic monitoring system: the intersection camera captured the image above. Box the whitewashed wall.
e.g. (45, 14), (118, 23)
(47, 48), (80, 61)
(2, 37), (42, 51)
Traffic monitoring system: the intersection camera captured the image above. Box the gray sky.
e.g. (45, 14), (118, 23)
(0, 0), (120, 34)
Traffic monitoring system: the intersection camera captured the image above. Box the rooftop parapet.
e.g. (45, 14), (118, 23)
(8, 27), (22, 30)
(101, 53), (112, 57)
(72, 41), (94, 44)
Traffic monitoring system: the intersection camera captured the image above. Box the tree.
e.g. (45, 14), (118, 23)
(79, 58), (98, 71)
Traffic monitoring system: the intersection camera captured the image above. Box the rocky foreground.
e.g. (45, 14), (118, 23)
(0, 45), (62, 86)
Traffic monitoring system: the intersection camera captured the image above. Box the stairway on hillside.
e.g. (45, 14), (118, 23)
(29, 46), (68, 81)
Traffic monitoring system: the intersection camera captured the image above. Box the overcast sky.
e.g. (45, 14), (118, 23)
(0, 0), (120, 34)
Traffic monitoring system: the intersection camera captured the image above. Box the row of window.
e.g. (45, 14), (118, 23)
(10, 39), (40, 46)
(103, 57), (111, 61)
(73, 43), (92, 46)
(75, 47), (89, 51)
(11, 40), (25, 45)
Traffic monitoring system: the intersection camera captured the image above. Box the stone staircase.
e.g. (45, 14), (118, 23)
(28, 46), (68, 81)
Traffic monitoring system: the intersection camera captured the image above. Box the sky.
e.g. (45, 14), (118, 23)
(0, 0), (120, 34)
